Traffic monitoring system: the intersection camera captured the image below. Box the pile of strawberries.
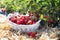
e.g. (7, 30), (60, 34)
(9, 15), (36, 25)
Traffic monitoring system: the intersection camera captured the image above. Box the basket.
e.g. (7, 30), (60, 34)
(8, 13), (41, 32)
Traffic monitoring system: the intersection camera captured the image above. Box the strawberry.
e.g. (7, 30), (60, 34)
(27, 32), (37, 38)
(16, 18), (24, 24)
(27, 20), (35, 25)
(27, 32), (32, 36)
(20, 16), (25, 20)
(27, 20), (33, 24)
(44, 15), (48, 19)
(16, 20), (20, 24)
(20, 20), (23, 23)
(30, 33), (36, 38)
(10, 17), (17, 23)
(48, 19), (54, 24)
(24, 20), (28, 24)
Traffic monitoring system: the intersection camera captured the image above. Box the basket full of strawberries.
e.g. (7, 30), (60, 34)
(8, 12), (40, 32)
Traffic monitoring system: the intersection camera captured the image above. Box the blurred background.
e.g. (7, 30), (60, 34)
(0, 0), (60, 27)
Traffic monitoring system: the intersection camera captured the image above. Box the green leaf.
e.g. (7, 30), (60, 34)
(36, 0), (41, 3)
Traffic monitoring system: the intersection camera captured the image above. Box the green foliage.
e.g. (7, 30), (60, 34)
(0, 0), (60, 18)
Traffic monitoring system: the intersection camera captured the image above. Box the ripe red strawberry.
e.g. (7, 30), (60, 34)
(30, 33), (36, 38)
(24, 20), (28, 24)
(27, 32), (32, 36)
(20, 16), (25, 20)
(27, 20), (33, 24)
(10, 17), (17, 23)
(16, 20), (21, 24)
(16, 19), (24, 24)
(21, 17), (25, 20)
(27, 32), (37, 38)
(19, 19), (24, 24)
(48, 19), (54, 24)
(44, 15), (48, 19)
(27, 20), (35, 25)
